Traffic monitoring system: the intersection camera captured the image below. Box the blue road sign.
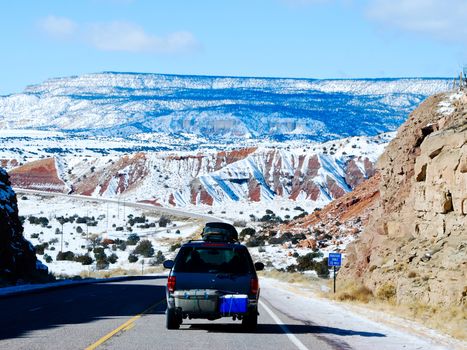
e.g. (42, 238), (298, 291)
(328, 253), (342, 267)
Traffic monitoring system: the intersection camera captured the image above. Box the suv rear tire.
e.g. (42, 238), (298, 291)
(242, 307), (258, 331)
(166, 307), (180, 330)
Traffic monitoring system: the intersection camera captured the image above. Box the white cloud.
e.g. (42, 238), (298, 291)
(37, 16), (200, 55)
(85, 21), (199, 54)
(38, 15), (77, 40)
(366, 0), (467, 44)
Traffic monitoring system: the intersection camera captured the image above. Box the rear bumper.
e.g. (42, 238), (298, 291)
(167, 293), (258, 318)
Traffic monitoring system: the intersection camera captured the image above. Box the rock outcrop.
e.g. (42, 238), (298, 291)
(9, 158), (67, 193)
(0, 168), (42, 284)
(281, 173), (381, 249)
(339, 92), (466, 309)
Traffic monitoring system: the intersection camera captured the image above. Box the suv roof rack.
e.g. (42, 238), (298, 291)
(187, 239), (241, 244)
(202, 222), (239, 243)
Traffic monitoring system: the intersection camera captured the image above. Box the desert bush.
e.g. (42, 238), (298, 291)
(293, 212), (308, 220)
(56, 251), (75, 261)
(376, 282), (396, 302)
(96, 258), (109, 270)
(28, 216), (49, 227)
(30, 233), (40, 239)
(43, 254), (53, 263)
(76, 226), (83, 234)
(128, 254), (138, 263)
(150, 251), (165, 266)
(74, 254), (93, 265)
(239, 227), (256, 239)
(170, 243), (181, 251)
(159, 216), (171, 227)
(336, 283), (373, 303)
(118, 241), (127, 251)
(295, 253), (329, 277)
(245, 235), (266, 247)
(126, 233), (140, 245)
(128, 215), (146, 226)
(35, 243), (49, 255)
(108, 253), (118, 264)
(133, 240), (155, 257)
(314, 258), (330, 278)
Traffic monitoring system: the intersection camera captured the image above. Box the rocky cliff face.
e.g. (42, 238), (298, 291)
(0, 168), (41, 283)
(339, 92), (466, 309)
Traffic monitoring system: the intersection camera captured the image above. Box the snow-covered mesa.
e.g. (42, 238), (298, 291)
(0, 72), (451, 140)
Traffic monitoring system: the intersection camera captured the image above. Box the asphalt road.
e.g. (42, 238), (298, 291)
(0, 277), (338, 350)
(13, 188), (224, 223)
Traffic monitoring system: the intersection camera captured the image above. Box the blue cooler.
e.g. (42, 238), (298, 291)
(219, 294), (248, 314)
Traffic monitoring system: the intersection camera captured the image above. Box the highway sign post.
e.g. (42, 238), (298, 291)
(328, 253), (342, 293)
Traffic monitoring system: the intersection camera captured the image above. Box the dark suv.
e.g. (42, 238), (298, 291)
(163, 222), (263, 330)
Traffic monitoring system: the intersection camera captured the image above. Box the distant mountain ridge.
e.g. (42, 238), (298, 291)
(0, 72), (451, 141)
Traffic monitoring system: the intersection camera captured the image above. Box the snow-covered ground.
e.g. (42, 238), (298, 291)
(18, 194), (202, 276)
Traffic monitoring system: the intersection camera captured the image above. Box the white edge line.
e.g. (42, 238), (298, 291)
(259, 300), (309, 350)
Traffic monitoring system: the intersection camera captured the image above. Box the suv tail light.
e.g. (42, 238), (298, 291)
(167, 276), (176, 292)
(250, 277), (259, 295)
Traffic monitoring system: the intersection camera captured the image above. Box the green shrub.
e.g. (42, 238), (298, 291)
(126, 233), (140, 245)
(155, 250), (165, 264)
(159, 216), (171, 227)
(170, 243), (181, 251)
(56, 251), (75, 261)
(246, 235), (266, 247)
(96, 258), (109, 270)
(108, 253), (118, 264)
(133, 240), (154, 257)
(35, 243), (49, 255)
(74, 254), (93, 265)
(128, 254), (138, 263)
(239, 227), (255, 239)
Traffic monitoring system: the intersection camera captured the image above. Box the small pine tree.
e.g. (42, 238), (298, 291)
(133, 240), (154, 257)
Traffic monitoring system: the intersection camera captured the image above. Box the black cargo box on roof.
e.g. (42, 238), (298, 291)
(202, 222), (238, 242)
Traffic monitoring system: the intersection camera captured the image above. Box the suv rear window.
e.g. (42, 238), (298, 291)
(174, 246), (253, 274)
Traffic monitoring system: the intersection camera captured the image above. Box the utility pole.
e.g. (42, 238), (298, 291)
(60, 222), (64, 253)
(106, 202), (109, 231)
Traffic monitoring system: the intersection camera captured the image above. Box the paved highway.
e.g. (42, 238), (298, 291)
(0, 277), (335, 350)
(13, 188), (225, 223)
(0, 277), (457, 350)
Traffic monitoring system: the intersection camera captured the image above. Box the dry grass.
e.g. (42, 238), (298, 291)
(333, 281), (373, 303)
(259, 270), (324, 293)
(325, 280), (466, 341)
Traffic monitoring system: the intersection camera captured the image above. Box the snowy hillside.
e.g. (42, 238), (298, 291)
(0, 72), (451, 141)
(3, 130), (392, 210)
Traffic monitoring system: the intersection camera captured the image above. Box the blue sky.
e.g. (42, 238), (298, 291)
(1, 0), (466, 95)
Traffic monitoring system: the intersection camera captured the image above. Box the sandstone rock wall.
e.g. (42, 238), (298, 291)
(340, 92), (466, 308)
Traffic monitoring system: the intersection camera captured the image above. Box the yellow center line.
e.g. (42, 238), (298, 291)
(85, 299), (166, 350)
